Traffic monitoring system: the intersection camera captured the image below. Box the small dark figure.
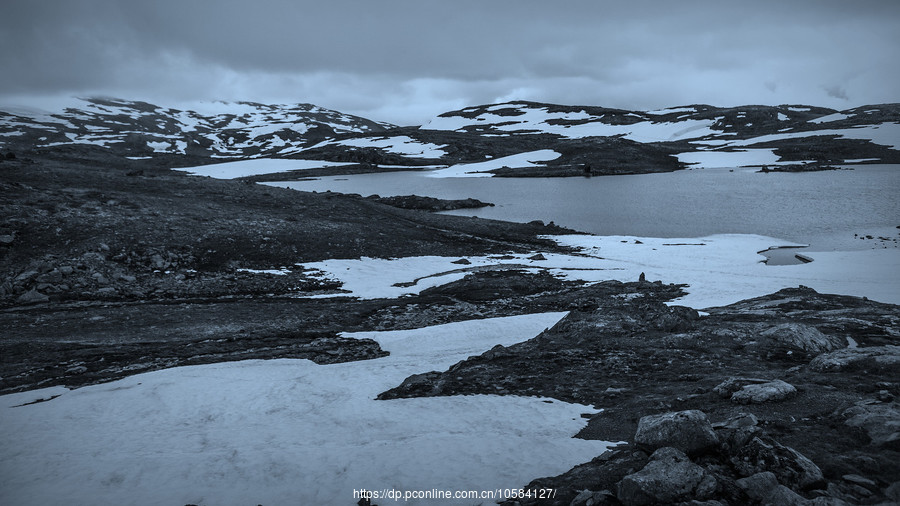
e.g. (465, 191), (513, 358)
(760, 165), (770, 173)
(639, 272), (646, 283)
(583, 163), (592, 176)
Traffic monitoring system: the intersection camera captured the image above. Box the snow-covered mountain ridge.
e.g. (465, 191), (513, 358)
(2, 97), (898, 176)
(423, 101), (900, 141)
(0, 97), (395, 159)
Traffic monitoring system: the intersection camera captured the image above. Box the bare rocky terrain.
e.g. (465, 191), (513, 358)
(0, 148), (573, 393)
(383, 286), (900, 505)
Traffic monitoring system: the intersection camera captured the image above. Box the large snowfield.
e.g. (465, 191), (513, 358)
(1, 313), (611, 505)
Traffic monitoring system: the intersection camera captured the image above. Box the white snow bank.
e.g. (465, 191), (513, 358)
(173, 158), (354, 179)
(809, 112), (852, 124)
(677, 149), (782, 168)
(309, 136), (448, 158)
(421, 106), (718, 142)
(300, 253), (556, 298)
(427, 149), (561, 178)
(645, 107), (697, 115)
(725, 122), (900, 150)
(547, 234), (900, 308)
(299, 234), (900, 309)
(0, 313), (610, 506)
(676, 148), (818, 168)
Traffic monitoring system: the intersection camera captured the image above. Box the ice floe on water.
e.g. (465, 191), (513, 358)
(0, 313), (610, 506)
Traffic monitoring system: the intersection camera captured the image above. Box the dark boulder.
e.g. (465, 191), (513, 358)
(733, 436), (825, 491)
(759, 323), (844, 355)
(616, 447), (717, 505)
(730, 380), (797, 404)
(634, 410), (719, 456)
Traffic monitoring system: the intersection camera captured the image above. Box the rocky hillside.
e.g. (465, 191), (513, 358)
(409, 101), (900, 175)
(0, 97), (394, 159)
(2, 98), (898, 178)
(381, 285), (900, 505)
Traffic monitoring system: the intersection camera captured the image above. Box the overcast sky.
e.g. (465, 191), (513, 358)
(1, 0), (898, 125)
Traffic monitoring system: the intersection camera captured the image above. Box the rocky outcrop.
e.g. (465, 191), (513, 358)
(499, 406), (886, 506)
(364, 194), (494, 211)
(759, 323), (845, 355)
(616, 447), (717, 505)
(842, 401), (900, 449)
(736, 471), (809, 505)
(380, 286), (898, 505)
(634, 410), (719, 456)
(733, 436), (825, 491)
(809, 345), (900, 372)
(730, 380), (797, 404)
(16, 289), (49, 304)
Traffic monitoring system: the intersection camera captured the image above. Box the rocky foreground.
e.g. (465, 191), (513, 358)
(1, 149), (898, 505)
(381, 286), (900, 505)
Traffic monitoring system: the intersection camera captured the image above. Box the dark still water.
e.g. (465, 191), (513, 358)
(270, 165), (900, 252)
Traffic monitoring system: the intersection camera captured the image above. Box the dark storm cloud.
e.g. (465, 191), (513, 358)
(1, 0), (898, 124)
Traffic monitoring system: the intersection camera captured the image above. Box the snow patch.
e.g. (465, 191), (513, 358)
(645, 107), (696, 115)
(676, 149), (784, 168)
(174, 158), (355, 179)
(427, 150), (561, 178)
(310, 136), (447, 158)
(809, 113), (852, 124)
(421, 106), (718, 142)
(547, 234), (900, 308)
(0, 313), (610, 505)
(299, 234), (899, 309)
(720, 123), (900, 150)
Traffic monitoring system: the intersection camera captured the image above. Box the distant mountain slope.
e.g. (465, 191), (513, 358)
(414, 101), (900, 173)
(1, 98), (897, 178)
(0, 97), (395, 158)
(422, 101), (900, 144)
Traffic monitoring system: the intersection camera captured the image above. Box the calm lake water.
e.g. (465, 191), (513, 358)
(270, 165), (900, 254)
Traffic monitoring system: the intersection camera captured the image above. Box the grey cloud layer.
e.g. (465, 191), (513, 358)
(2, 0), (898, 124)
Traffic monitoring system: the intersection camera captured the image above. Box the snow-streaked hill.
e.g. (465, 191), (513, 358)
(0, 97), (395, 158)
(417, 101), (900, 170)
(421, 100), (900, 144)
(2, 97), (898, 178)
